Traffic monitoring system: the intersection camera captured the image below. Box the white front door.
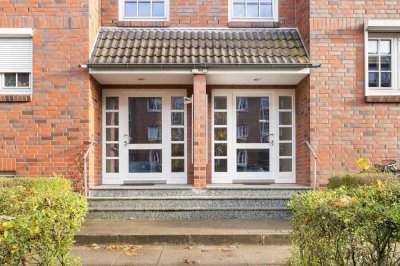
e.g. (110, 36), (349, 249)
(212, 89), (296, 184)
(102, 89), (187, 185)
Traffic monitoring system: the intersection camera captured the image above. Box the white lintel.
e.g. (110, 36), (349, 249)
(366, 19), (400, 32)
(0, 28), (33, 38)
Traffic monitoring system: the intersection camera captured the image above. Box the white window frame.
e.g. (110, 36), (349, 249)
(0, 28), (33, 95)
(0, 73), (32, 95)
(119, 0), (170, 21)
(228, 0), (279, 22)
(365, 23), (400, 96)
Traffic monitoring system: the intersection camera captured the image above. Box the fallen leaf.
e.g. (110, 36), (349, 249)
(89, 244), (100, 250)
(122, 245), (144, 257)
(105, 244), (121, 251)
(183, 259), (200, 265)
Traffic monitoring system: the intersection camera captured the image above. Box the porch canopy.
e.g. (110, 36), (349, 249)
(88, 28), (313, 85)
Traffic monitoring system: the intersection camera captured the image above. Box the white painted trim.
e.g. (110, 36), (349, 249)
(228, 0), (279, 22)
(90, 68), (310, 75)
(118, 0), (170, 21)
(0, 28), (33, 38)
(366, 19), (400, 32)
(102, 89), (187, 185)
(211, 89), (296, 184)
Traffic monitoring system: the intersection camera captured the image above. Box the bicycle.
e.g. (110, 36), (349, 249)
(374, 159), (400, 176)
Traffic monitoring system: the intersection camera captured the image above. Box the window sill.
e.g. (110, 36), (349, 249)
(365, 95), (400, 103)
(0, 94), (32, 102)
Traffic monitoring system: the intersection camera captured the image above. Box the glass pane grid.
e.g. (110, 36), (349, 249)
(232, 0), (273, 19)
(368, 39), (393, 89)
(124, 0), (166, 18)
(170, 97), (185, 173)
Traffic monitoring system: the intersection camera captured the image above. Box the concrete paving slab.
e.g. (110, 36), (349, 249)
(72, 244), (290, 266)
(76, 219), (291, 245)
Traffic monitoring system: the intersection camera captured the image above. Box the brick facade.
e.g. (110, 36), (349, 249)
(308, 1), (400, 187)
(101, 0), (295, 28)
(1, 0), (399, 189)
(0, 1), (101, 191)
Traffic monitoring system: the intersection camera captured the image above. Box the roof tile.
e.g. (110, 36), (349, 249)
(90, 28), (310, 66)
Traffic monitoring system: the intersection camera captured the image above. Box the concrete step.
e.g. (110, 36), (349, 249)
(88, 196), (291, 209)
(89, 185), (309, 198)
(75, 219), (291, 245)
(87, 207), (291, 219)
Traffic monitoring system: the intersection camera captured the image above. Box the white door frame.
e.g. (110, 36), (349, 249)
(102, 89), (187, 185)
(211, 89), (296, 184)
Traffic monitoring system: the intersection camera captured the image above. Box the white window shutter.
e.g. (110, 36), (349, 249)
(0, 38), (32, 73)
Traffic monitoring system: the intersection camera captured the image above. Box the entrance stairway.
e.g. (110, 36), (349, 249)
(87, 184), (309, 219)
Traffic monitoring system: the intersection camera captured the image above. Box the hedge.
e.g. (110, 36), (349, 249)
(327, 172), (399, 190)
(0, 177), (87, 266)
(288, 183), (400, 266)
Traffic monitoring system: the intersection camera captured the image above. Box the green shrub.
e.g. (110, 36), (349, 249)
(0, 177), (87, 265)
(327, 172), (399, 190)
(288, 184), (400, 266)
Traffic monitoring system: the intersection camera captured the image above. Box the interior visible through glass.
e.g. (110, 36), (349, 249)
(129, 97), (162, 144)
(129, 150), (162, 173)
(237, 149), (270, 172)
(236, 97), (270, 143)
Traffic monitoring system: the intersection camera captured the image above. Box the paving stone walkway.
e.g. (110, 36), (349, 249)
(71, 244), (291, 266)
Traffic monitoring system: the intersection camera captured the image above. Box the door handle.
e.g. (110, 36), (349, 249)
(123, 134), (132, 145)
(267, 133), (274, 145)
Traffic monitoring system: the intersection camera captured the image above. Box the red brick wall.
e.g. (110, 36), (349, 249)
(295, 0), (309, 52)
(295, 77), (311, 186)
(101, 0), (295, 28)
(309, 1), (400, 186)
(0, 1), (95, 191)
(88, 78), (102, 187)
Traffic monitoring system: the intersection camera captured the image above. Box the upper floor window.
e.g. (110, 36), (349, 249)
(365, 20), (400, 96)
(368, 39), (393, 89)
(0, 28), (32, 95)
(120, 0), (168, 20)
(366, 35), (399, 96)
(229, 0), (278, 22)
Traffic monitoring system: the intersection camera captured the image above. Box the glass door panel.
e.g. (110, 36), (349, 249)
(128, 97), (162, 144)
(235, 96), (272, 174)
(127, 97), (163, 175)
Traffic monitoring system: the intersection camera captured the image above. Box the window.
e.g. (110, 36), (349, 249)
(120, 0), (168, 20)
(0, 29), (32, 95)
(365, 21), (400, 96)
(4, 73), (30, 88)
(368, 39), (393, 89)
(229, 0), (278, 21)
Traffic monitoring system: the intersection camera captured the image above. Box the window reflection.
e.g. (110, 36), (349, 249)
(129, 97), (162, 144)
